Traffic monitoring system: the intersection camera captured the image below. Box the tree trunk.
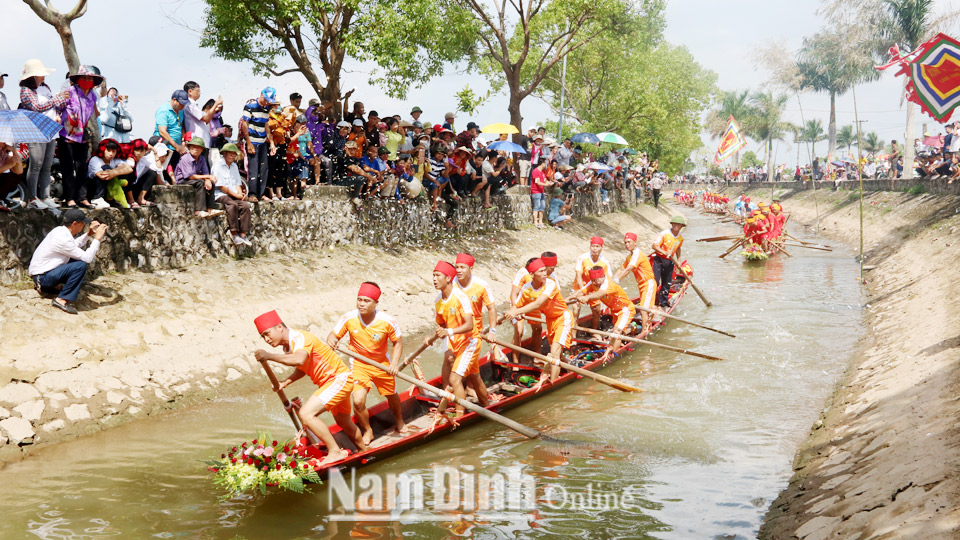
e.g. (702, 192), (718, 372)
(57, 22), (81, 72)
(902, 100), (916, 181)
(827, 91), (836, 163)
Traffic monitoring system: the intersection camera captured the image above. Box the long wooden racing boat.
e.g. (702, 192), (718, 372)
(294, 262), (692, 476)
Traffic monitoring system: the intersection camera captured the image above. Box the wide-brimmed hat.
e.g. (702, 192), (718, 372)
(185, 137), (206, 149)
(411, 106), (422, 114)
(69, 65), (104, 85)
(220, 142), (240, 154)
(21, 59), (55, 81)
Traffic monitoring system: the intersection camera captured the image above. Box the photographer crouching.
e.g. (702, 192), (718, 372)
(27, 209), (107, 315)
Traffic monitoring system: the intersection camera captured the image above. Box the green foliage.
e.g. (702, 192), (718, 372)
(740, 151), (762, 168)
(863, 131), (884, 153)
(706, 90), (755, 140)
(907, 183), (926, 194)
(708, 164), (724, 177)
(837, 124), (856, 155)
(208, 431), (324, 499)
(455, 85), (492, 116)
(200, 0), (476, 100)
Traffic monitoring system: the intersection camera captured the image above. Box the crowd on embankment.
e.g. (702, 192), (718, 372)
(715, 187), (960, 540)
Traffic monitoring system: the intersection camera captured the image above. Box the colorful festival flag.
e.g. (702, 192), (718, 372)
(877, 33), (960, 122)
(714, 115), (747, 164)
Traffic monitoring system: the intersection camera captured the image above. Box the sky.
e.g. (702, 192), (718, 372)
(3, 0), (959, 168)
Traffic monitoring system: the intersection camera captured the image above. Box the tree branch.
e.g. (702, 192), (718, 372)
(65, 0), (86, 20)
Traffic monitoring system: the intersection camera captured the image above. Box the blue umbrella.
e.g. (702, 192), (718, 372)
(0, 110), (62, 144)
(571, 132), (599, 144)
(487, 140), (528, 154)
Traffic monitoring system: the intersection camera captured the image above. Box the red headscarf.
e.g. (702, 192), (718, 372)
(254, 310), (283, 334)
(358, 283), (381, 301)
(588, 267), (605, 280)
(455, 253), (475, 267)
(590, 236), (604, 246)
(434, 261), (457, 279)
(526, 259), (545, 274)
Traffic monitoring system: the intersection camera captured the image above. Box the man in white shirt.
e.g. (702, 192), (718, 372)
(28, 209), (107, 314)
(555, 138), (573, 167)
(0, 73), (10, 111)
(211, 143), (253, 246)
(182, 81), (222, 149)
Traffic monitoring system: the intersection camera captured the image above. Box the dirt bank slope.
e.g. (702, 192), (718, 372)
(0, 204), (671, 465)
(740, 189), (960, 539)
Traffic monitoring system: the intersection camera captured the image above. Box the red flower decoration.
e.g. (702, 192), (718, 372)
(221, 454), (226, 459)
(276, 463), (282, 470)
(272, 440), (278, 447)
(252, 439), (258, 445)
(232, 447), (238, 452)
(290, 461), (297, 469)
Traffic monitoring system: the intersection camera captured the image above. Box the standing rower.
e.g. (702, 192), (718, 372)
(454, 252), (498, 345)
(254, 310), (368, 465)
(613, 232), (656, 333)
(651, 216), (686, 314)
(504, 258), (572, 387)
(426, 261), (488, 418)
(569, 266), (637, 358)
(573, 237), (613, 329)
(327, 282), (408, 445)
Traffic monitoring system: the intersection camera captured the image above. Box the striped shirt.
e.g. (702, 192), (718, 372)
(241, 101), (270, 146)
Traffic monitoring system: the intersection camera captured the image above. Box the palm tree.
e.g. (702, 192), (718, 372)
(796, 31), (879, 163)
(748, 91), (792, 180)
(837, 125), (855, 157)
(802, 119), (827, 161)
(863, 131), (883, 153)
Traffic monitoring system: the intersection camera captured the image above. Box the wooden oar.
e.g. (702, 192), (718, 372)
(397, 342), (429, 380)
(671, 254), (711, 307)
(785, 232), (833, 248)
(633, 305), (736, 338)
(336, 346), (543, 439)
(697, 235), (741, 242)
(719, 238), (745, 259)
(257, 358), (320, 444)
(767, 241), (792, 257)
(485, 336), (642, 393)
(572, 323), (725, 362)
(782, 242), (833, 251)
(522, 315), (725, 361)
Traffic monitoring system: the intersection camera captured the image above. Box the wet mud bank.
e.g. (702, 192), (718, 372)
(0, 200), (671, 466)
(726, 188), (960, 539)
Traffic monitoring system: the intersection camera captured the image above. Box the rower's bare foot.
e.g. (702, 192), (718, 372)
(396, 423), (416, 435)
(361, 429), (374, 445)
(319, 448), (349, 466)
(532, 373), (550, 393)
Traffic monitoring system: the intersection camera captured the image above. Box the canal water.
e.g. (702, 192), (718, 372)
(0, 207), (864, 540)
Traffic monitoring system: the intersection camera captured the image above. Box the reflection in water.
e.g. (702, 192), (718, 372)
(0, 211), (862, 540)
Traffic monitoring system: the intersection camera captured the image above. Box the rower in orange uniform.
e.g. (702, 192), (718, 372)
(613, 232), (656, 333)
(327, 282), (407, 445)
(573, 237), (613, 329)
(425, 260), (488, 419)
(504, 258), (572, 387)
(651, 216), (686, 313)
(569, 266), (637, 357)
(454, 252), (497, 348)
(254, 310), (368, 465)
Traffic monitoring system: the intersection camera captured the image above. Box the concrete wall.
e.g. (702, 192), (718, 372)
(0, 185), (637, 285)
(721, 176), (960, 197)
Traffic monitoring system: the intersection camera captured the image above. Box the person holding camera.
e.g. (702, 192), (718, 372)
(98, 87), (133, 143)
(28, 209), (107, 314)
(548, 188), (573, 229)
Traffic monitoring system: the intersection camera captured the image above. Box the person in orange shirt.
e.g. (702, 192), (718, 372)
(569, 266), (637, 355)
(253, 310), (367, 465)
(424, 260), (488, 420)
(454, 252), (498, 340)
(510, 259), (542, 361)
(651, 216), (686, 311)
(573, 237), (613, 329)
(503, 258), (572, 386)
(613, 232), (656, 333)
(327, 282), (407, 445)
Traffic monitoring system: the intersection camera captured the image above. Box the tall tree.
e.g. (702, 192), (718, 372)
(837, 124), (856, 156)
(201, 0), (475, 109)
(535, 15), (717, 174)
(748, 91), (792, 181)
(863, 131), (884, 153)
(802, 119), (827, 160)
(22, 0), (88, 72)
(795, 30), (877, 164)
(461, 0), (638, 133)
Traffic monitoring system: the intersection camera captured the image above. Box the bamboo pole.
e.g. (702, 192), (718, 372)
(633, 305), (736, 338)
(257, 359), (320, 444)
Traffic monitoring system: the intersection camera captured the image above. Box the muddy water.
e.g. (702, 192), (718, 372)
(0, 210), (863, 540)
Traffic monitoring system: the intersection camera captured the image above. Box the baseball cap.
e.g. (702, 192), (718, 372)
(352, 119), (364, 127)
(412, 120), (423, 128)
(466, 121), (479, 131)
(260, 87), (279, 104)
(171, 89), (190, 105)
(444, 112), (455, 119)
(62, 208), (91, 225)
(336, 120), (350, 128)
(378, 146), (390, 155)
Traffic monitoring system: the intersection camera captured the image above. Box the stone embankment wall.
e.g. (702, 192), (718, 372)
(724, 176), (960, 197)
(0, 185), (635, 285)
